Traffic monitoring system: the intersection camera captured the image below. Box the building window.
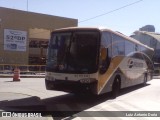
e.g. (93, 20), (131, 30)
(29, 40), (48, 48)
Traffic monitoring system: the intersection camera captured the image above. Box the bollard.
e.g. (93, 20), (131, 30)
(13, 67), (20, 81)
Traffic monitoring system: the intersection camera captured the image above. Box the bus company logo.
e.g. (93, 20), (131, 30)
(127, 59), (134, 68)
(2, 112), (11, 117)
(127, 59), (144, 68)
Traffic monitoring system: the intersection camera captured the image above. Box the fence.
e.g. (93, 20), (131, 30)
(0, 64), (45, 74)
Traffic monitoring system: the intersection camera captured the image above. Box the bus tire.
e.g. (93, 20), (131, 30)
(111, 76), (120, 99)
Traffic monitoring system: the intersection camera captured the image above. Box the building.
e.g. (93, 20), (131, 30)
(131, 25), (160, 74)
(0, 7), (78, 67)
(139, 25), (155, 32)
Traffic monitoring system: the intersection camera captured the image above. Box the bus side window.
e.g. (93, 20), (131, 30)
(135, 44), (138, 51)
(112, 34), (125, 57)
(125, 41), (135, 56)
(100, 32), (112, 74)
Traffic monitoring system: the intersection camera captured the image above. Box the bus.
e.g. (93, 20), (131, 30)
(45, 27), (154, 97)
(130, 31), (160, 75)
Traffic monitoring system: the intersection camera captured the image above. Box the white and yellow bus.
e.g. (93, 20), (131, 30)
(45, 27), (154, 97)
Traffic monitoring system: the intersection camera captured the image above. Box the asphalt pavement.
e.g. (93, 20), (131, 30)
(0, 77), (160, 120)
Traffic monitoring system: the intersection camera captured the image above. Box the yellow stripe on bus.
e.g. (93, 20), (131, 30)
(98, 56), (124, 94)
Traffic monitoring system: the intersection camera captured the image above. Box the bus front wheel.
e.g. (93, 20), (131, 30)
(111, 77), (120, 98)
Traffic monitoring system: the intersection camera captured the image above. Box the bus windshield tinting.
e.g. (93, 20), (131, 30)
(46, 31), (100, 74)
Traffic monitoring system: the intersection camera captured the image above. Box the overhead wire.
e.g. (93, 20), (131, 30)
(78, 0), (143, 23)
(30, 0), (143, 35)
(18, 0), (144, 36)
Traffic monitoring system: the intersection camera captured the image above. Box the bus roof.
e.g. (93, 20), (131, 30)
(53, 27), (154, 51)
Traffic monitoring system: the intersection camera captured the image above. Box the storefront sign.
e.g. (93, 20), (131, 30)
(4, 29), (27, 51)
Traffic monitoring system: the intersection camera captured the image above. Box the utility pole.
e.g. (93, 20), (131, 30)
(27, 0), (28, 11)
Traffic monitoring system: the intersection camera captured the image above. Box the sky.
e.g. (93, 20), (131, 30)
(0, 0), (160, 35)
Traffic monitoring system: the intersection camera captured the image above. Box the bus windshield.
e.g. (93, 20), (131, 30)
(46, 31), (100, 74)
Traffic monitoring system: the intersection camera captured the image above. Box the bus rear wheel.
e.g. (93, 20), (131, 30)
(111, 77), (120, 98)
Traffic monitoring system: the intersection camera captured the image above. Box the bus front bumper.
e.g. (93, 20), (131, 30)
(45, 79), (97, 94)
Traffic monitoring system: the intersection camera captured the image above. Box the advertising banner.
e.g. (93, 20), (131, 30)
(4, 29), (27, 51)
